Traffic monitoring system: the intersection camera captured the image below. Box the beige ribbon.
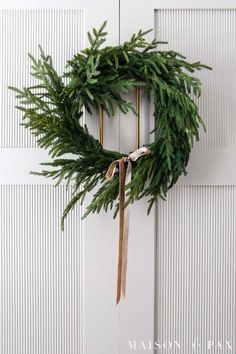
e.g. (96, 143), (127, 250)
(106, 147), (151, 305)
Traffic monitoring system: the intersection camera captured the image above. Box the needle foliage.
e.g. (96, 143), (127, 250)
(9, 21), (211, 228)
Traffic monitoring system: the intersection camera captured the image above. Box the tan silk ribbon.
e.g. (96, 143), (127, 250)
(106, 147), (151, 305)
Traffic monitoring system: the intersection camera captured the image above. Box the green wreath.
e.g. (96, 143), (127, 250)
(9, 21), (211, 228)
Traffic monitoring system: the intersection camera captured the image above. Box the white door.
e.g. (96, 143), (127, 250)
(1, 0), (236, 354)
(0, 1), (155, 354)
(152, 1), (236, 353)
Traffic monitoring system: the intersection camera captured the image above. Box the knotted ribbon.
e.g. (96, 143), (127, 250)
(106, 147), (151, 304)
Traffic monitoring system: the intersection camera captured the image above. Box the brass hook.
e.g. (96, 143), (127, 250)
(99, 106), (104, 146)
(99, 85), (140, 148)
(136, 84), (140, 149)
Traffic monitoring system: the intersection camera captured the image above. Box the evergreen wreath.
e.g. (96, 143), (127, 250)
(9, 21), (211, 228)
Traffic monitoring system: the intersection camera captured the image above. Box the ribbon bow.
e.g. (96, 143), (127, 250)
(106, 147), (151, 304)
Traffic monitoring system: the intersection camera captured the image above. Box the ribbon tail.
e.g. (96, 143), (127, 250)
(116, 158), (126, 305)
(106, 147), (151, 305)
(121, 211), (129, 298)
(121, 160), (132, 298)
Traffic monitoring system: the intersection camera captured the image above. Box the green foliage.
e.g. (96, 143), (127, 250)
(9, 21), (211, 229)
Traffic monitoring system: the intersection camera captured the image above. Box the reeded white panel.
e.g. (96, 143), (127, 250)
(0, 10), (83, 147)
(0, 185), (82, 354)
(155, 10), (236, 148)
(155, 186), (236, 352)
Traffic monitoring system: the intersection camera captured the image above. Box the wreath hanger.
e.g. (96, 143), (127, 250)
(99, 83), (141, 148)
(100, 82), (147, 304)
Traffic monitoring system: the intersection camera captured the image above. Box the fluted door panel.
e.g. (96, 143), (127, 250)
(0, 185), (82, 354)
(156, 9), (236, 149)
(0, 9), (83, 147)
(156, 186), (236, 353)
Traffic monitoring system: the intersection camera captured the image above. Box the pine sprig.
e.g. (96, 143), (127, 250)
(9, 21), (211, 228)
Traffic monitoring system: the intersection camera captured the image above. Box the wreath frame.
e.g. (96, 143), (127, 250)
(9, 21), (211, 228)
